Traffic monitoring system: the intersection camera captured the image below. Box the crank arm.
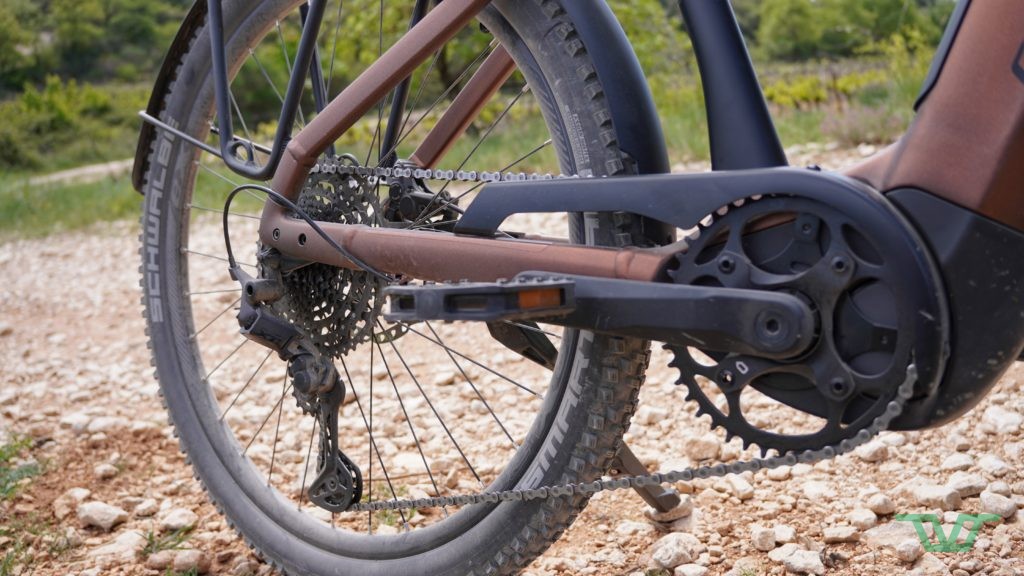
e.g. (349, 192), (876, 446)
(385, 272), (815, 359)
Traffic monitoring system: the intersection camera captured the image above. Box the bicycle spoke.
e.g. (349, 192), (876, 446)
(220, 349), (274, 421)
(188, 204), (260, 220)
(298, 417), (317, 511)
(326, 0), (345, 92)
(275, 21), (306, 127)
(383, 323), (482, 485)
(401, 323), (540, 397)
(186, 287), (243, 297)
(192, 297), (241, 340)
(411, 85), (530, 226)
(339, 356), (412, 526)
(367, 329), (375, 532)
(243, 382), (293, 456)
(373, 339), (445, 501)
(184, 249), (256, 269)
(425, 322), (516, 448)
(502, 320), (562, 340)
(203, 339), (248, 382)
(267, 365), (289, 485)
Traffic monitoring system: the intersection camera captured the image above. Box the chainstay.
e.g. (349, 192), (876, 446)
(348, 364), (918, 513)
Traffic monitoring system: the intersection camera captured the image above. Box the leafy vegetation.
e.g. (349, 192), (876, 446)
(0, 0), (954, 237)
(0, 435), (40, 501)
(143, 526), (194, 558)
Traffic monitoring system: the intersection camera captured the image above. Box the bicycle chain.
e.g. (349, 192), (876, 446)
(347, 362), (917, 513)
(310, 157), (582, 184)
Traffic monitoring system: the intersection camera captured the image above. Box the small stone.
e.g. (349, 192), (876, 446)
(895, 538), (924, 563)
(146, 550), (176, 570)
(94, 463), (118, 480)
(802, 481), (831, 501)
(823, 525), (859, 543)
(77, 501), (128, 532)
(727, 475), (755, 500)
(59, 413), (93, 434)
(978, 455), (1011, 477)
(684, 435), (720, 462)
(134, 498), (159, 517)
(648, 532), (704, 569)
(767, 466), (791, 481)
(231, 558), (259, 576)
(855, 440), (889, 463)
(174, 549), (212, 574)
(866, 493), (895, 516)
(982, 406), (1023, 435)
(783, 549), (825, 575)
(430, 372), (457, 387)
(909, 553), (951, 576)
(53, 487), (91, 520)
(774, 524), (797, 544)
(768, 543), (803, 563)
(863, 522), (921, 550)
(913, 484), (962, 511)
(61, 527), (83, 548)
(848, 509), (877, 530)
(987, 480), (1011, 496)
(0, 323), (11, 337)
(616, 520), (655, 537)
(87, 530), (146, 564)
(949, 434), (972, 452)
(946, 472), (988, 497)
(159, 507), (199, 532)
(980, 491), (1017, 519)
(675, 564), (708, 576)
(751, 525), (776, 551)
(645, 495), (693, 523)
(940, 453), (973, 471)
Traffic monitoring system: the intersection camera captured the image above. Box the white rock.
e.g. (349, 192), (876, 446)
(60, 412), (93, 435)
(159, 507), (199, 532)
(987, 480), (1011, 496)
(674, 564), (708, 576)
(727, 475), (755, 500)
(848, 509), (877, 530)
(823, 525), (859, 543)
(939, 453), (973, 471)
(134, 498), (159, 517)
(648, 532), (704, 569)
(774, 524), (797, 544)
(86, 416), (127, 433)
(913, 484), (962, 511)
(863, 521), (921, 550)
(645, 494), (693, 523)
(751, 525), (776, 551)
(87, 530), (146, 564)
(909, 552), (951, 576)
(783, 550), (825, 575)
(768, 543), (803, 563)
(146, 550), (176, 570)
(53, 487), (91, 520)
(982, 406), (1023, 435)
(980, 490), (1018, 519)
(978, 454), (1011, 477)
(866, 493), (895, 515)
(946, 471), (988, 497)
(684, 435), (720, 462)
(616, 520), (656, 537)
(767, 466), (791, 481)
(635, 405), (671, 426)
(174, 549), (212, 574)
(77, 501), (128, 532)
(894, 538), (924, 563)
(801, 481), (831, 501)
(855, 440), (889, 463)
(94, 463), (118, 480)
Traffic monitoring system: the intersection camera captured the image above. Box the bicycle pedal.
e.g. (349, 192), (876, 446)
(384, 277), (575, 323)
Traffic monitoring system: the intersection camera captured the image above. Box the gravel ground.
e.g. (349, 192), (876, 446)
(1, 144), (1022, 576)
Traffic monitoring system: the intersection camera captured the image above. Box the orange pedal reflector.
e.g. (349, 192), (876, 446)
(518, 288), (563, 310)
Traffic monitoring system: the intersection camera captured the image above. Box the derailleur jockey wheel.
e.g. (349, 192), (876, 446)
(668, 193), (947, 455)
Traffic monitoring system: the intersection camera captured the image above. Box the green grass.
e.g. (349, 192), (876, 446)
(0, 435), (40, 502)
(143, 526), (194, 558)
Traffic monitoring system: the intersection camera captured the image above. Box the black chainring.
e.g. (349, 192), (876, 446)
(668, 194), (935, 455)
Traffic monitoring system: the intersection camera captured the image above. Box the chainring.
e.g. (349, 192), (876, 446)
(667, 194), (940, 455)
(275, 161), (387, 357)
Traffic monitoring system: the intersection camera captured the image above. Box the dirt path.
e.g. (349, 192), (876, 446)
(1, 146), (1022, 576)
(26, 159), (134, 187)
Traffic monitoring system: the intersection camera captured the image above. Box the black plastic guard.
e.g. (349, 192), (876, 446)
(888, 189), (1024, 429)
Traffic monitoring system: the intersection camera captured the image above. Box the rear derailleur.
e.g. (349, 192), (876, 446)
(230, 262), (363, 512)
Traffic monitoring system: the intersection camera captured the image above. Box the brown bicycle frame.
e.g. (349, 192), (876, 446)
(258, 0), (1024, 284)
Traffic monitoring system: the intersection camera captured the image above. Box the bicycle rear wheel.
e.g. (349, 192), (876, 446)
(140, 1), (649, 573)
